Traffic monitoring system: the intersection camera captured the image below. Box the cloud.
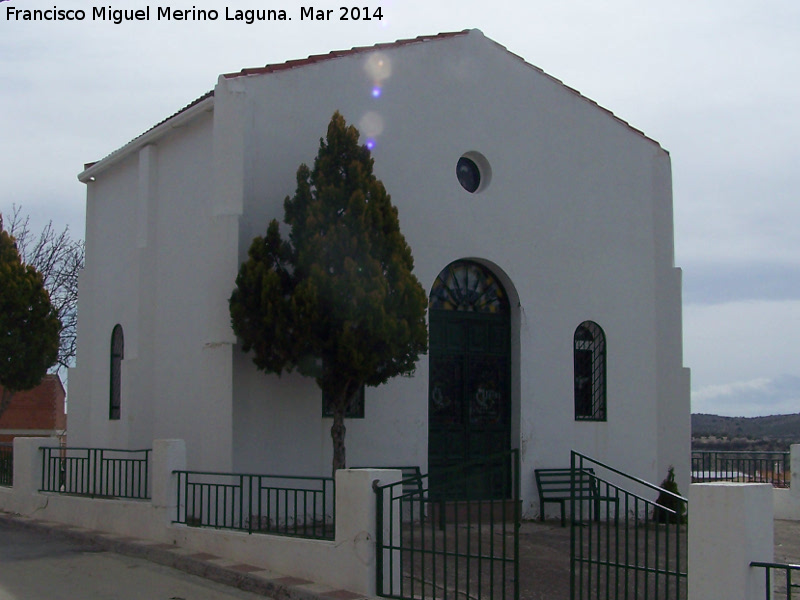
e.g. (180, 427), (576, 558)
(683, 262), (800, 305)
(692, 375), (800, 417)
(684, 300), (800, 387)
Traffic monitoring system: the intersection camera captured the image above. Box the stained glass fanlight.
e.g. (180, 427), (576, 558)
(429, 261), (509, 314)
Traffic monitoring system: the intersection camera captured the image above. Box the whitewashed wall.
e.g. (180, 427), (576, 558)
(70, 30), (690, 514)
(71, 109), (237, 471)
(224, 30), (690, 508)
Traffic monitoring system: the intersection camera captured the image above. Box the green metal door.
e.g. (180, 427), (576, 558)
(428, 261), (511, 500)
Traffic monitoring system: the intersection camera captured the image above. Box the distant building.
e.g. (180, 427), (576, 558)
(0, 375), (67, 444)
(68, 29), (690, 516)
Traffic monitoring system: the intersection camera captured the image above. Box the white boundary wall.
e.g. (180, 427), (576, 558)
(0, 437), (400, 596)
(1, 438), (792, 598)
(688, 483), (773, 600)
(774, 444), (800, 520)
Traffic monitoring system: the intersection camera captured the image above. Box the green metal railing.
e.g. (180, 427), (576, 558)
(174, 471), (334, 540)
(692, 450), (790, 487)
(0, 443), (12, 487)
(40, 447), (151, 499)
(374, 450), (520, 600)
(571, 452), (688, 600)
(751, 562), (800, 599)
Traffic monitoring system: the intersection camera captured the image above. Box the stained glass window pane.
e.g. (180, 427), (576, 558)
(429, 261), (509, 314)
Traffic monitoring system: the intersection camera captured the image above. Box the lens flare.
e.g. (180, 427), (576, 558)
(364, 53), (392, 83)
(371, 86), (382, 98)
(359, 111), (384, 138)
(366, 139), (376, 150)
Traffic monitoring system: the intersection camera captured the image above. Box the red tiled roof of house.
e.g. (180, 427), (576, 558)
(0, 375), (66, 440)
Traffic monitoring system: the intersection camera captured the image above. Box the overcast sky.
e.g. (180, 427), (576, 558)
(2, 0), (799, 417)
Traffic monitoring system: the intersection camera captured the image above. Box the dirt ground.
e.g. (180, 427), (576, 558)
(517, 520), (572, 600)
(516, 518), (800, 600)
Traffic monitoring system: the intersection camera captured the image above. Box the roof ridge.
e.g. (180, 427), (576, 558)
(221, 30), (472, 79)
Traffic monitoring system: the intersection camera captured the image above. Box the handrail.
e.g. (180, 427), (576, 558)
(571, 451), (688, 505)
(751, 561), (800, 600)
(698, 450), (789, 456)
(751, 561), (800, 569)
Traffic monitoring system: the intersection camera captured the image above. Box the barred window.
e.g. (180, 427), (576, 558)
(322, 386), (365, 419)
(109, 324), (124, 420)
(574, 321), (606, 421)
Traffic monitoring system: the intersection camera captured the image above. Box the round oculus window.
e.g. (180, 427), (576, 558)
(456, 156), (481, 193)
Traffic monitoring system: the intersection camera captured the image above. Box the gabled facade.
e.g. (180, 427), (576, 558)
(69, 30), (690, 516)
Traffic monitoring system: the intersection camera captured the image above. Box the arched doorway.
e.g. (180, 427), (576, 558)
(428, 260), (511, 499)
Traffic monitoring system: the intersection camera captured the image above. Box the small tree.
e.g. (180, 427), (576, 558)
(4, 206), (84, 375)
(0, 218), (62, 418)
(654, 466), (686, 524)
(230, 112), (428, 474)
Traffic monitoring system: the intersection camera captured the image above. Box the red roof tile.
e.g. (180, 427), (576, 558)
(221, 30), (469, 80)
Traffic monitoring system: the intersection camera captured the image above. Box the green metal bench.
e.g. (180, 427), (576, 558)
(534, 467), (618, 527)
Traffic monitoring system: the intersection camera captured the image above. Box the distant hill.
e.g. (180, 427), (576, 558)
(692, 413), (800, 451)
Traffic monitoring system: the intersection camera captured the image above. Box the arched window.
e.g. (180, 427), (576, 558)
(574, 321), (606, 421)
(429, 261), (509, 314)
(109, 324), (124, 420)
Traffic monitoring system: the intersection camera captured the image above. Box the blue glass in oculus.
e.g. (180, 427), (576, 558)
(456, 156), (481, 193)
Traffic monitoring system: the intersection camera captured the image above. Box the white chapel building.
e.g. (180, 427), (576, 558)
(68, 29), (691, 516)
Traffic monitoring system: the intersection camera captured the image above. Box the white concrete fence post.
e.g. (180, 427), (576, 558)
(771, 444), (800, 520)
(689, 483), (774, 600)
(334, 468), (401, 596)
(151, 439), (187, 525)
(791, 444), (800, 504)
(13, 436), (59, 497)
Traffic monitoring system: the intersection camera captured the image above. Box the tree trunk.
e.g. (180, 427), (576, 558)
(331, 403), (347, 477)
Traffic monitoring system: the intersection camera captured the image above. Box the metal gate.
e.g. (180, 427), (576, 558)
(570, 452), (688, 600)
(375, 451), (520, 600)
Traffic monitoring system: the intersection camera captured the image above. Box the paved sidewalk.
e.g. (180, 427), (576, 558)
(0, 511), (370, 600)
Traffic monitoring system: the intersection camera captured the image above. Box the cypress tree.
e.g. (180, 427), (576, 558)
(230, 112), (428, 474)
